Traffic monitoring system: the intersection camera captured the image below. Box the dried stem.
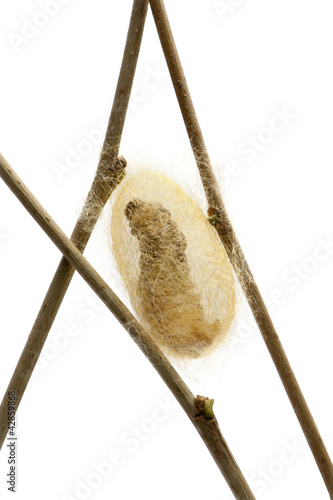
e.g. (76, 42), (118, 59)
(0, 2), (254, 497)
(0, 0), (149, 449)
(148, 0), (333, 496)
(0, 156), (255, 500)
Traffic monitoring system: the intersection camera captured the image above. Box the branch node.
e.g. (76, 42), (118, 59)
(207, 206), (222, 226)
(114, 155), (128, 171)
(195, 395), (215, 420)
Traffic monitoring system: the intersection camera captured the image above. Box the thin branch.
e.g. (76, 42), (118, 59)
(148, 0), (333, 496)
(0, 3), (254, 497)
(0, 155), (255, 500)
(0, 0), (149, 449)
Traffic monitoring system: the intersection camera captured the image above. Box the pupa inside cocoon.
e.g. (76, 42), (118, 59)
(111, 170), (236, 359)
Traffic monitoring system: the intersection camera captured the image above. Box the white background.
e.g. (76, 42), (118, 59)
(1, 1), (333, 499)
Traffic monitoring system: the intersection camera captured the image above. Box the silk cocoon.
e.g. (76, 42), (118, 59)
(111, 171), (236, 359)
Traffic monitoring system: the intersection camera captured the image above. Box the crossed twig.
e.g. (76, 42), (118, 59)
(0, 1), (332, 498)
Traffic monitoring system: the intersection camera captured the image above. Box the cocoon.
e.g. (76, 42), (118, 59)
(111, 171), (236, 359)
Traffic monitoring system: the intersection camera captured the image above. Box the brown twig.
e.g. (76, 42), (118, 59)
(148, 0), (333, 496)
(0, 155), (255, 500)
(0, 2), (254, 497)
(0, 0), (149, 450)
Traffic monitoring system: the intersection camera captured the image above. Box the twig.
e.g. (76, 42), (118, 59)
(0, 155), (255, 500)
(148, 0), (333, 496)
(0, 0), (149, 449)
